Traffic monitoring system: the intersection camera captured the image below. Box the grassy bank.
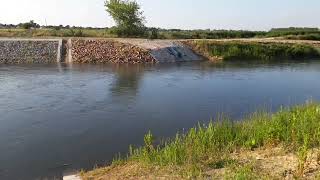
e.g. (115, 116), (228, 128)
(82, 103), (320, 179)
(185, 40), (320, 61)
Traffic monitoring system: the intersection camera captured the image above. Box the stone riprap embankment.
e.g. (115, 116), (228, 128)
(70, 39), (156, 63)
(2, 38), (319, 64)
(0, 39), (62, 64)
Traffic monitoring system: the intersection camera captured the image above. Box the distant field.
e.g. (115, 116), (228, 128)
(0, 28), (116, 38)
(1, 27), (319, 40)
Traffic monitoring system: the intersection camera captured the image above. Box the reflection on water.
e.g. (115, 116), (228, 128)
(110, 64), (144, 97)
(0, 61), (320, 179)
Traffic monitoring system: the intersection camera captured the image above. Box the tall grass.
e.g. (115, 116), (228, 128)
(186, 41), (320, 61)
(118, 103), (320, 176)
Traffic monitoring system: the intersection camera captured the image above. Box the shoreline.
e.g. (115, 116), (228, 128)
(81, 103), (320, 179)
(1, 38), (320, 64)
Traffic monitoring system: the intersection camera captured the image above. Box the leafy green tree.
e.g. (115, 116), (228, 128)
(148, 27), (159, 39)
(104, 0), (146, 37)
(19, 20), (40, 29)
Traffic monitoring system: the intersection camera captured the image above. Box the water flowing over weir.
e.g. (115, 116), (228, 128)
(117, 39), (203, 62)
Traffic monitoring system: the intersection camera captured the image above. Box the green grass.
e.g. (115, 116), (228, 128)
(186, 40), (320, 61)
(225, 162), (261, 180)
(113, 103), (320, 177)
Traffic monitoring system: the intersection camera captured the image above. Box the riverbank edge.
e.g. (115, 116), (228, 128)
(81, 103), (320, 179)
(70, 38), (320, 64)
(1, 38), (320, 64)
(183, 40), (320, 61)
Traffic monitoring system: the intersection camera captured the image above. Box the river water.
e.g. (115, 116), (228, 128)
(0, 61), (320, 179)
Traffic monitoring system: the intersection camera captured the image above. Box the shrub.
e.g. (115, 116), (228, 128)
(18, 20), (40, 29)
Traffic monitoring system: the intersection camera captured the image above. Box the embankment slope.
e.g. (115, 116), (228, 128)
(0, 38), (320, 64)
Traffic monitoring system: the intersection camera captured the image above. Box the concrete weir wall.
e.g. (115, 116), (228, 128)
(0, 39), (63, 63)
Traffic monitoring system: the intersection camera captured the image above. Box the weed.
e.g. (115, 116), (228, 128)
(225, 162), (260, 180)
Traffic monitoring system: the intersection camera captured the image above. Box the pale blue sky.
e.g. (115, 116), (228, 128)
(0, 0), (319, 30)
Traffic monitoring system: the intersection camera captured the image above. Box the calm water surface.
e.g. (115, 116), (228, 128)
(0, 61), (320, 179)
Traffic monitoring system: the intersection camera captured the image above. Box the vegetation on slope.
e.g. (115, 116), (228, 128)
(268, 28), (320, 41)
(82, 103), (320, 179)
(286, 34), (320, 41)
(267, 27), (320, 38)
(185, 40), (320, 61)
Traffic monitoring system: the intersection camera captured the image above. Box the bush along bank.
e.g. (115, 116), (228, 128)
(71, 39), (156, 64)
(82, 103), (320, 179)
(184, 40), (320, 62)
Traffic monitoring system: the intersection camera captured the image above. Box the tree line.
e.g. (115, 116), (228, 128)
(0, 0), (319, 40)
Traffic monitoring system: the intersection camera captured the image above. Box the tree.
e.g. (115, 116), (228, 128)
(148, 27), (159, 39)
(19, 20), (40, 29)
(105, 0), (146, 37)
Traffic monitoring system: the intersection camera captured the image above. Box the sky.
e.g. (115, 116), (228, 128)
(0, 0), (319, 31)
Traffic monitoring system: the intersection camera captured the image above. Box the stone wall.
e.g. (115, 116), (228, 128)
(0, 39), (62, 64)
